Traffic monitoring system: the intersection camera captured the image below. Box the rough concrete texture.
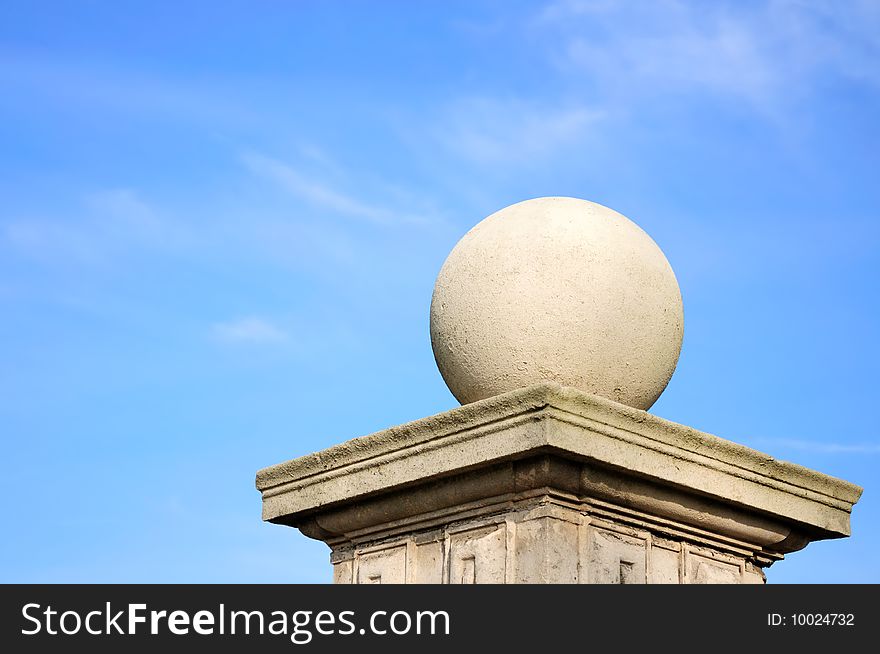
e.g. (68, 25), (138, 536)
(328, 498), (769, 585)
(430, 197), (684, 409)
(256, 383), (862, 583)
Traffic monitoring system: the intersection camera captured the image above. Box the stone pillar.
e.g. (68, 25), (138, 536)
(255, 198), (861, 583)
(257, 383), (860, 584)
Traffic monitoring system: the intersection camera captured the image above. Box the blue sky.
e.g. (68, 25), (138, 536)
(1, 0), (877, 583)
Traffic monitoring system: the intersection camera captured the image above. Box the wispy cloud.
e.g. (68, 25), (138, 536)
(210, 317), (289, 345)
(85, 189), (159, 227)
(436, 98), (604, 165)
(242, 152), (439, 227)
(4, 220), (102, 265)
(536, 0), (880, 111)
(566, 17), (776, 107)
(423, 0), (880, 182)
(3, 188), (180, 265)
(753, 438), (880, 455)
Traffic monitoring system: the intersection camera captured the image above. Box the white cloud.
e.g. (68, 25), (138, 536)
(242, 152), (437, 227)
(536, 0), (880, 110)
(437, 98), (604, 165)
(566, 18), (776, 107)
(2, 188), (179, 265)
(85, 188), (160, 232)
(210, 317), (289, 345)
(425, 0), (880, 177)
(4, 219), (101, 265)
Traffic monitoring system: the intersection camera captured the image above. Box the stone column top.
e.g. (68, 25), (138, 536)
(429, 197), (684, 409)
(256, 382), (862, 542)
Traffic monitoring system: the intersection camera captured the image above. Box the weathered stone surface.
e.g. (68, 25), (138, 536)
(322, 499), (779, 585)
(429, 197), (683, 409)
(256, 382), (862, 583)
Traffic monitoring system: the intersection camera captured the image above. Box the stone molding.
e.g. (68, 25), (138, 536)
(328, 495), (768, 584)
(256, 383), (862, 583)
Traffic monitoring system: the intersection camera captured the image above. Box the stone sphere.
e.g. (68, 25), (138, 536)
(430, 197), (683, 409)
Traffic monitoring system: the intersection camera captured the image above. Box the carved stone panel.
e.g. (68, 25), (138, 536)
(328, 496), (770, 584)
(649, 542), (681, 584)
(412, 539), (444, 584)
(356, 545), (407, 584)
(515, 517), (579, 583)
(687, 551), (742, 584)
(448, 524), (506, 584)
(589, 528), (648, 584)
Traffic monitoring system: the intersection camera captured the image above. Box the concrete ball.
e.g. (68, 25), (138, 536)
(430, 197), (683, 409)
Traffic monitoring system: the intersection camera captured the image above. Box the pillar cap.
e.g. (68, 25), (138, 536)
(430, 197), (683, 409)
(256, 382), (861, 551)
